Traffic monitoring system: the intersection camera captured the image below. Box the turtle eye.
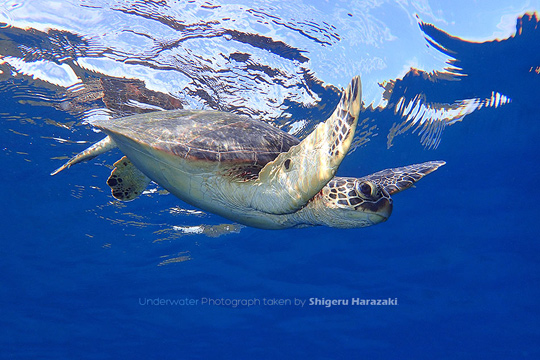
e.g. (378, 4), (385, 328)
(358, 181), (375, 197)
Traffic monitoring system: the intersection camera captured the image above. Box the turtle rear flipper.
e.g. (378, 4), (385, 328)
(107, 156), (151, 201)
(50, 136), (116, 175)
(252, 76), (362, 214)
(363, 161), (446, 195)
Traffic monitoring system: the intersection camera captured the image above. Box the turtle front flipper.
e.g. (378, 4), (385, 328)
(107, 156), (151, 201)
(252, 76), (362, 214)
(362, 160), (446, 195)
(50, 136), (116, 175)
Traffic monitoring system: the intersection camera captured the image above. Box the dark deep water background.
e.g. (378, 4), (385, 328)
(1, 1), (539, 359)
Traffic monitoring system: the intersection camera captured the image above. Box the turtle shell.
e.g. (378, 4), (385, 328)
(95, 109), (300, 179)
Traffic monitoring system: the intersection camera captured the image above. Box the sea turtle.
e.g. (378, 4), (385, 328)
(51, 76), (445, 229)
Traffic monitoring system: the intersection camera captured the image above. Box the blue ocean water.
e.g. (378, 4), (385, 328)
(1, 1), (539, 359)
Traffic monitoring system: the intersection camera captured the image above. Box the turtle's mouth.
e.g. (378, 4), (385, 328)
(367, 211), (390, 224)
(361, 197), (393, 223)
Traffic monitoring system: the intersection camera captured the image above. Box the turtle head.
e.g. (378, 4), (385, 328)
(307, 177), (393, 228)
(295, 161), (446, 229)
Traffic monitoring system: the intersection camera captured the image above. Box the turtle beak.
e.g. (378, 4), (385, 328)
(365, 196), (393, 224)
(377, 197), (393, 222)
